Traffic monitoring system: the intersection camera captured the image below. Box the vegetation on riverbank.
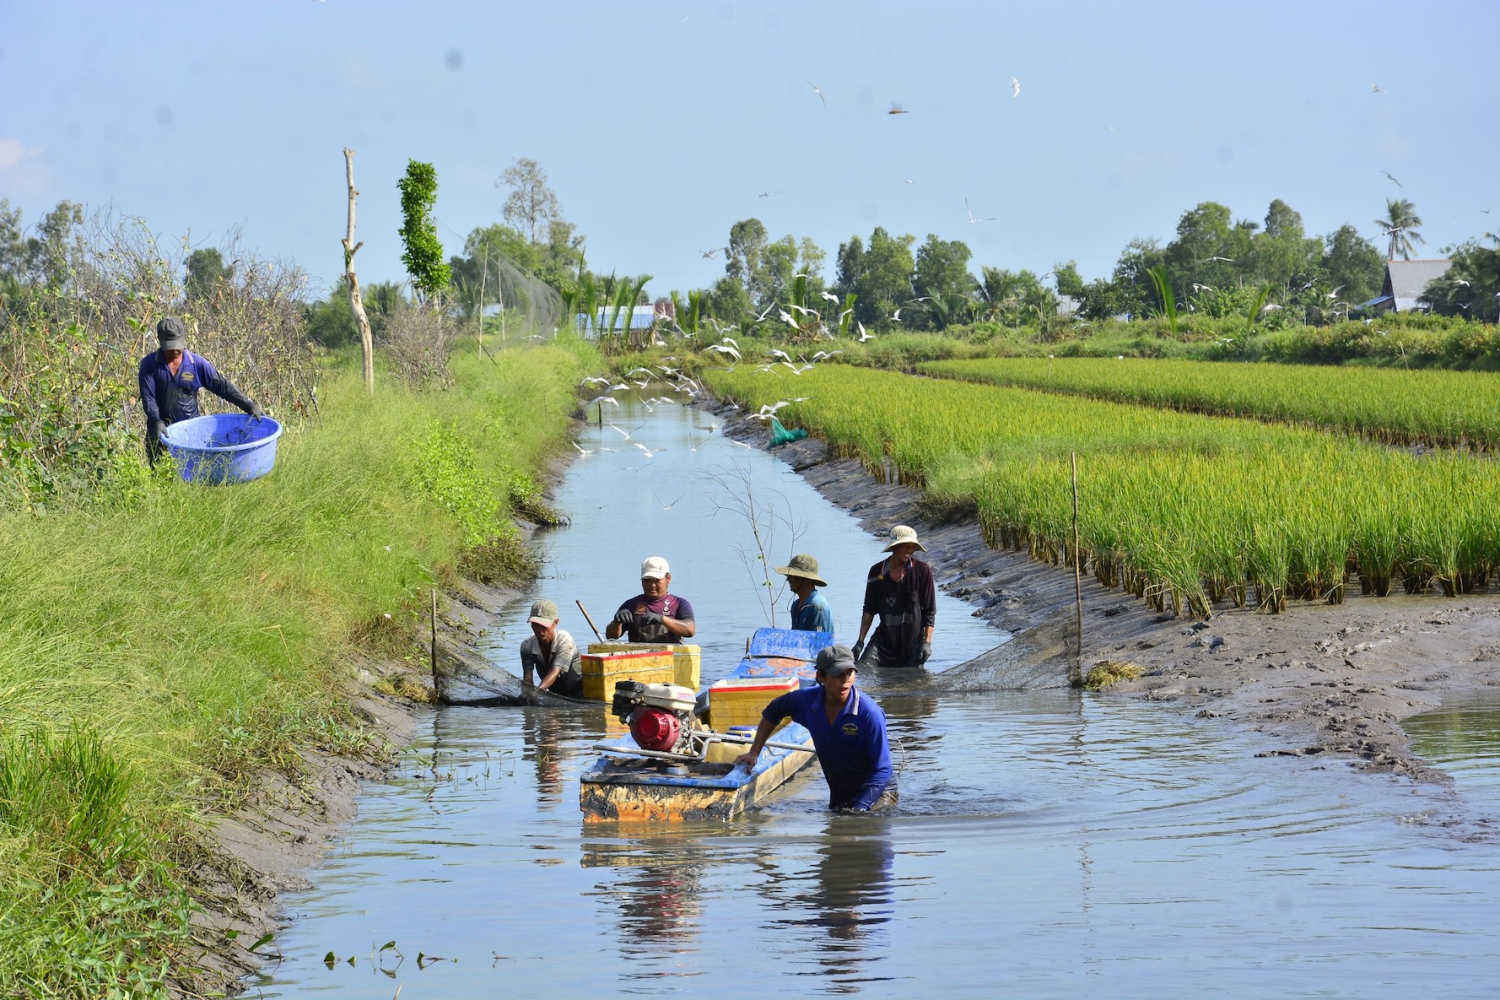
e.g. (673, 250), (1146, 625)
(920, 356), (1500, 449)
(0, 341), (592, 997)
(703, 364), (1499, 619)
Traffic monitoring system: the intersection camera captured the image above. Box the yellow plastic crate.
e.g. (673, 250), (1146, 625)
(586, 642), (700, 690)
(580, 649), (675, 702)
(707, 675), (801, 732)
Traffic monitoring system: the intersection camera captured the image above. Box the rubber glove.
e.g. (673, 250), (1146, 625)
(249, 400), (265, 419)
(150, 419), (167, 443)
(612, 608), (635, 626)
(919, 640), (932, 664)
(638, 610), (664, 626)
(852, 638), (865, 660)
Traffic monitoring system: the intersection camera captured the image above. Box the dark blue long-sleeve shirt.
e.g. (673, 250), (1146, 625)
(762, 683), (892, 810)
(137, 350), (251, 425)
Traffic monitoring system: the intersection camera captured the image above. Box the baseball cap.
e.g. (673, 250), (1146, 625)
(527, 598), (559, 625)
(815, 645), (857, 676)
(157, 317), (187, 351)
(640, 556), (669, 580)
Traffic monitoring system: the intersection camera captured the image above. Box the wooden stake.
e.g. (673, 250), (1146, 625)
(430, 587), (438, 679)
(575, 600), (604, 643)
(1070, 452), (1084, 688)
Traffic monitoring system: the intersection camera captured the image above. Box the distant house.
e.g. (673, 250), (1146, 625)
(1056, 294), (1081, 319)
(1357, 258), (1452, 313)
(575, 303), (674, 339)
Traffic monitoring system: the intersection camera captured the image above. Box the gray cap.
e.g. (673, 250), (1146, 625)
(157, 317), (187, 351)
(527, 598), (559, 625)
(815, 644), (857, 676)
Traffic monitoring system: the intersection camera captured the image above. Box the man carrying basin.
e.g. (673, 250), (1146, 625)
(137, 316), (264, 466)
(776, 553), (834, 634)
(606, 556), (696, 643)
(519, 599), (583, 699)
(734, 645), (893, 811)
(851, 525), (936, 669)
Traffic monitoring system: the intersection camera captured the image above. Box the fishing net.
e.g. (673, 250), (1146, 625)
(767, 417), (808, 449)
(433, 644), (584, 707)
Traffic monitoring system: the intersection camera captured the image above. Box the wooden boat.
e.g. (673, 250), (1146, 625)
(579, 628), (832, 822)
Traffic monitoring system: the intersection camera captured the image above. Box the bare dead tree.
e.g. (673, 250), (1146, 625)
(703, 460), (807, 626)
(342, 148), (375, 394)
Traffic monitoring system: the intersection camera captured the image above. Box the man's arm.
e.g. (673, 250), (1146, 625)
(918, 561), (936, 631)
(848, 707), (893, 810)
(732, 715), (779, 768)
(657, 596), (695, 639)
(197, 355), (261, 416)
(139, 360), (162, 424)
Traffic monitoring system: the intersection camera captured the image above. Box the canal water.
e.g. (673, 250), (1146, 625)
(258, 392), (1499, 999)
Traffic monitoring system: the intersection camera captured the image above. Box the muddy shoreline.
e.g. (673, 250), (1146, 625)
(715, 403), (1500, 790)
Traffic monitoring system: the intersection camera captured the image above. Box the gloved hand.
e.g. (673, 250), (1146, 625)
(919, 640), (932, 664)
(149, 419), (167, 443)
(612, 608), (635, 627)
(852, 639), (865, 661)
(249, 401), (265, 419)
(638, 610), (664, 626)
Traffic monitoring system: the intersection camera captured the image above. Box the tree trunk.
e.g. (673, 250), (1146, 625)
(342, 148), (375, 395)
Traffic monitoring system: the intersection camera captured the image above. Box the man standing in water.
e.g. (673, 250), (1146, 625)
(137, 317), (263, 466)
(734, 645), (893, 811)
(606, 556), (696, 643)
(776, 553), (834, 634)
(518, 599), (583, 698)
(851, 525), (935, 669)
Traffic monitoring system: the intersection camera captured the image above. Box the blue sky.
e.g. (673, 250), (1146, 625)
(2, 0), (1496, 300)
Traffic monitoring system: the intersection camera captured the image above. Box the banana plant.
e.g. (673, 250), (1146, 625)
(1147, 265), (1178, 336)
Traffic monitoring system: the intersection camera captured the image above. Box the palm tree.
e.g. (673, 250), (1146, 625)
(1375, 199), (1425, 260)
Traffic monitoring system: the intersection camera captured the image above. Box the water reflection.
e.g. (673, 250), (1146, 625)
(521, 707), (567, 806)
(788, 818), (897, 988)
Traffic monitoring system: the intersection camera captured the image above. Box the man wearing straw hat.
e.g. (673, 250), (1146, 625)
(851, 525), (936, 669)
(518, 598), (583, 698)
(775, 553), (834, 635)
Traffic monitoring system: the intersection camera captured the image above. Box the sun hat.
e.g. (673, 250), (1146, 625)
(882, 524), (926, 553)
(815, 645), (857, 676)
(527, 598), (559, 625)
(774, 553), (827, 587)
(156, 317), (187, 351)
(640, 556), (670, 580)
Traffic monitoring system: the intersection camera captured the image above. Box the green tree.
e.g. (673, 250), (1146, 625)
(1419, 235), (1500, 322)
(0, 199), (24, 280)
(1053, 260), (1085, 297)
(1110, 237), (1167, 318)
(21, 200), (85, 288)
(1375, 198), (1424, 260)
(1249, 199), (1321, 296)
(912, 234), (974, 329)
(726, 218), (771, 306)
(1321, 224), (1385, 307)
(704, 274), (752, 324)
(499, 157), (561, 245)
(397, 160), (451, 302)
(184, 247), (234, 303)
(978, 266), (1044, 326)
(856, 227), (917, 328)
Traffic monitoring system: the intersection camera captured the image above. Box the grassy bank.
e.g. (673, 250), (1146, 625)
(0, 339), (591, 997)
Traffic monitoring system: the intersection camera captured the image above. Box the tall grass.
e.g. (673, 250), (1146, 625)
(704, 365), (1500, 618)
(920, 356), (1500, 449)
(0, 339), (592, 994)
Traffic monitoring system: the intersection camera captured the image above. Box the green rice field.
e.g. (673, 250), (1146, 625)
(919, 356), (1500, 450)
(703, 364), (1499, 617)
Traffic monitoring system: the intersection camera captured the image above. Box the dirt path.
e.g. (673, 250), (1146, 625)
(722, 407), (1500, 787)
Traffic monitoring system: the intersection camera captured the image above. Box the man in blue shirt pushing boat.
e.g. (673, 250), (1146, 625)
(775, 553), (834, 635)
(137, 317), (263, 467)
(734, 645), (894, 811)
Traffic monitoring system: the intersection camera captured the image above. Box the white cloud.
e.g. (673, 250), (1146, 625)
(0, 137), (42, 171)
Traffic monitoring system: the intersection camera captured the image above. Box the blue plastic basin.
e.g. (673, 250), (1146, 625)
(160, 413), (282, 484)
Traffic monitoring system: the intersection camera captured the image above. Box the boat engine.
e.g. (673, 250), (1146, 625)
(612, 681), (702, 755)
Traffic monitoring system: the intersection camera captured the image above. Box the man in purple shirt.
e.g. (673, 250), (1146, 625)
(735, 645), (894, 811)
(606, 556), (696, 644)
(137, 317), (262, 466)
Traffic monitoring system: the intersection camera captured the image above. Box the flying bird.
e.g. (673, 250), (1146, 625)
(756, 302), (779, 322)
(705, 343), (741, 361)
(1010, 77), (1020, 98)
(769, 349), (794, 363)
(807, 81), (825, 105)
(891, 308), (902, 322)
(1371, 83), (1384, 93)
(820, 290), (841, 304)
(700, 246), (727, 259)
(758, 190), (778, 198)
(965, 197), (996, 224)
(904, 178), (915, 184)
(888, 104), (909, 115)
(856, 321), (873, 342)
(1201, 256), (1234, 263)
(1381, 170), (1402, 188)
(580, 375), (610, 387)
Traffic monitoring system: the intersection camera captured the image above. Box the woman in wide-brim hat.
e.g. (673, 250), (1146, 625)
(852, 525), (935, 668)
(775, 553), (834, 635)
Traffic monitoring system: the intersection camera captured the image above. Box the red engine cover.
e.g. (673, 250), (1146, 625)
(629, 706), (681, 752)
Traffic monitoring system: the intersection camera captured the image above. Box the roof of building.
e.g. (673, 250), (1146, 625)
(1382, 258), (1452, 311)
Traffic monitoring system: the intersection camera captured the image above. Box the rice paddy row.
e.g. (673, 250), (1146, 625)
(919, 356), (1500, 450)
(702, 364), (1499, 617)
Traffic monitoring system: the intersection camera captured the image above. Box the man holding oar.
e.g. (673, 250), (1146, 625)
(734, 645), (893, 811)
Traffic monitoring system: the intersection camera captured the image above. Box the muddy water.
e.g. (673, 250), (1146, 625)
(259, 394), (1500, 999)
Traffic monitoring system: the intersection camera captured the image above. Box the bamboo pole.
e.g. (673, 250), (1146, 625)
(430, 587), (438, 680)
(1070, 452), (1084, 688)
(575, 600), (604, 643)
